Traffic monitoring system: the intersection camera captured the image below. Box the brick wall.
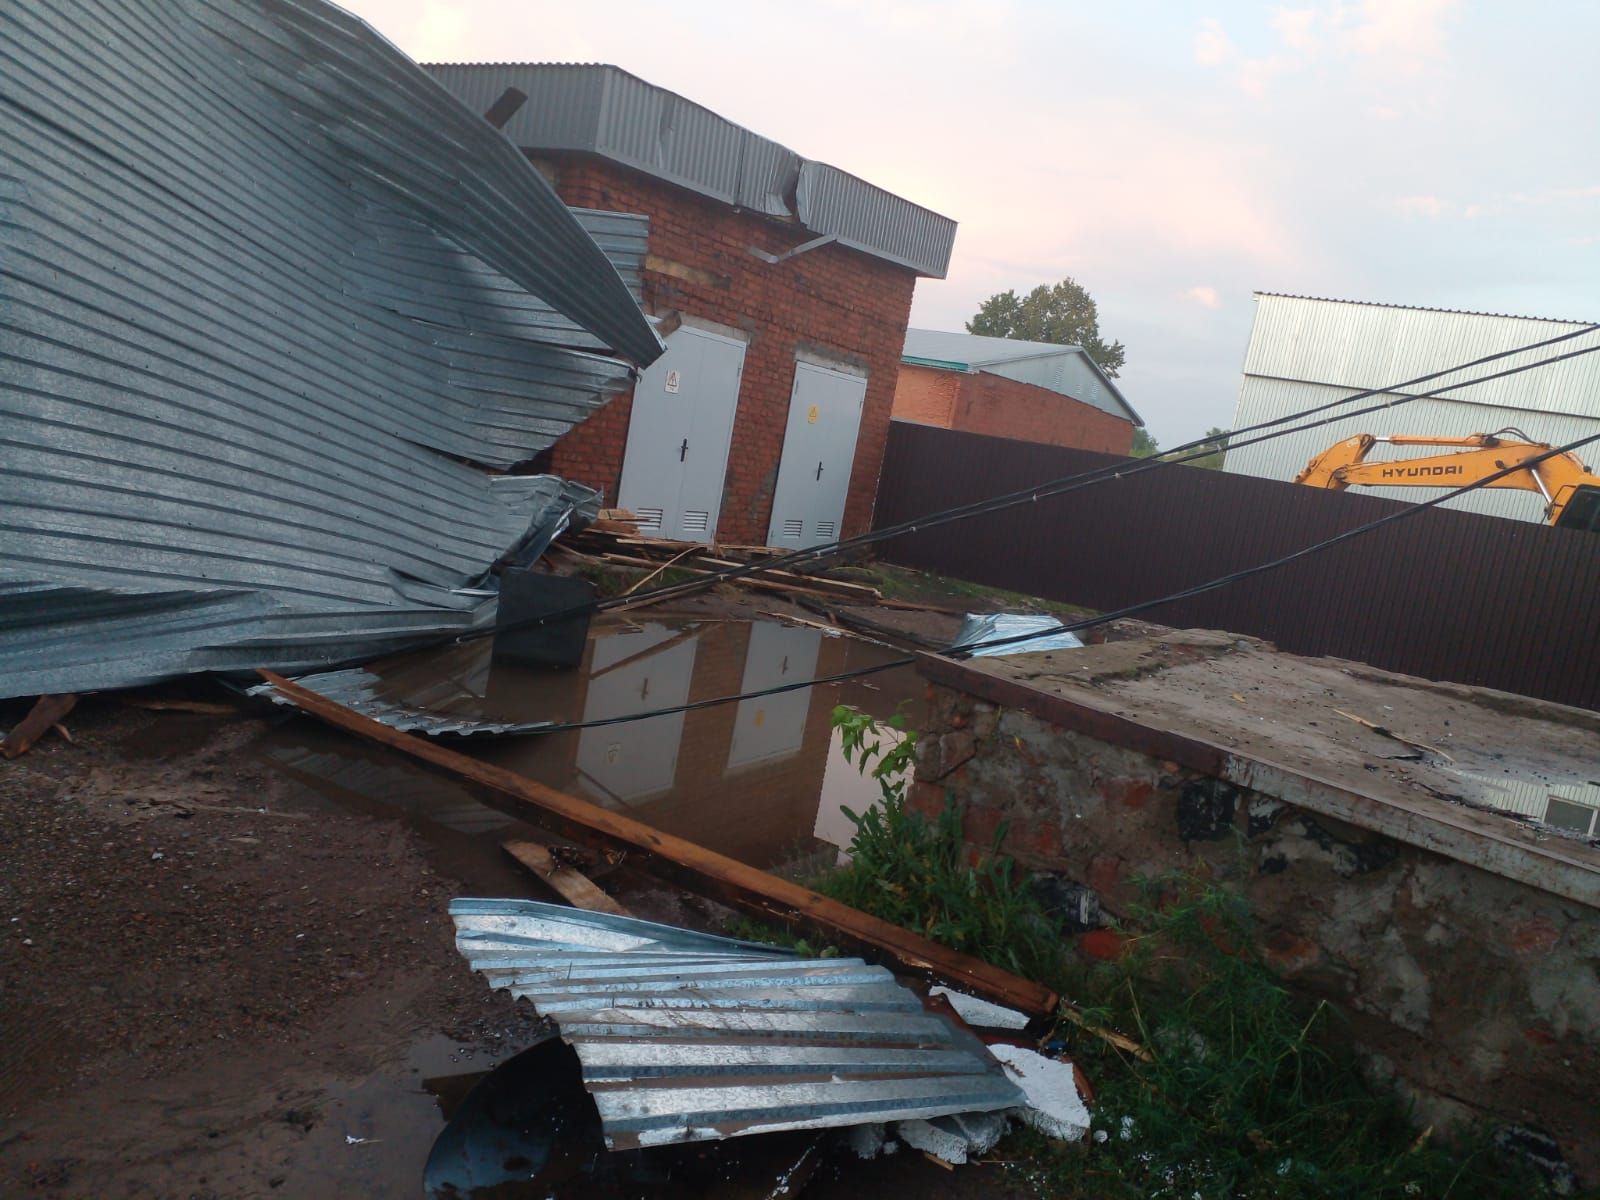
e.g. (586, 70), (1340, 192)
(540, 154), (919, 545)
(953, 371), (1135, 455)
(890, 363), (1135, 454)
(911, 670), (1600, 1176)
(890, 363), (961, 427)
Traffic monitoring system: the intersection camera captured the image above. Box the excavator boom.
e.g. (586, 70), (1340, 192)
(1293, 432), (1600, 531)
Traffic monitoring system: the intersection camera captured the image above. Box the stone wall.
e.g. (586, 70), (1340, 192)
(910, 680), (1600, 1176)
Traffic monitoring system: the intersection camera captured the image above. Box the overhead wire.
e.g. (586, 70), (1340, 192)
(473, 321), (1600, 640)
(489, 429), (1600, 735)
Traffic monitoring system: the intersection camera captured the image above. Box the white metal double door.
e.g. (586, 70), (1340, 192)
(765, 361), (867, 549)
(617, 326), (745, 542)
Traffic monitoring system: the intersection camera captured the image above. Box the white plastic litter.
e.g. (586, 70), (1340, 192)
(893, 1111), (1010, 1166)
(987, 1044), (1092, 1143)
(929, 986), (1031, 1030)
(953, 613), (1084, 658)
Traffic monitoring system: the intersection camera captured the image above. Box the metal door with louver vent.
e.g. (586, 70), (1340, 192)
(765, 362), (866, 549)
(618, 326), (744, 542)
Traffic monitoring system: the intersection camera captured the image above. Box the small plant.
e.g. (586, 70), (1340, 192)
(821, 705), (1070, 985)
(1032, 874), (1569, 1200)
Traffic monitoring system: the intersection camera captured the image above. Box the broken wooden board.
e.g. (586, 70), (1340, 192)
(502, 840), (631, 916)
(1, 694), (79, 759)
(258, 670), (1058, 1017)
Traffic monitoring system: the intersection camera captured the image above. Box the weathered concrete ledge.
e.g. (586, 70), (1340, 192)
(911, 631), (1600, 1174)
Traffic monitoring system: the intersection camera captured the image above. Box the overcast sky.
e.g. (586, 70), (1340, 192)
(341, 0), (1599, 446)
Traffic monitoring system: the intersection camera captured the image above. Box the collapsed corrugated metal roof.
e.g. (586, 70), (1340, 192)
(0, 0), (664, 699)
(450, 898), (1026, 1150)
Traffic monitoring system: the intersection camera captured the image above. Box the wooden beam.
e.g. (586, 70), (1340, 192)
(257, 670), (1058, 1016)
(1, 694), (79, 759)
(502, 840), (631, 916)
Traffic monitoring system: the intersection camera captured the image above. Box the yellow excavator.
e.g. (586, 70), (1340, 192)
(1294, 429), (1600, 532)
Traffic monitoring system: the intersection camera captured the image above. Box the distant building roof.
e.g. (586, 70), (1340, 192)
(424, 63), (958, 278)
(901, 329), (1141, 425)
(1253, 291), (1595, 328)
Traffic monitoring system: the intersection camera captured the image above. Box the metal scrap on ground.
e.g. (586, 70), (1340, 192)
(448, 898), (1026, 1150)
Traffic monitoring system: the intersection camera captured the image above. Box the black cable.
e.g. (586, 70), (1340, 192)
(596, 335), (1600, 614)
(482, 429), (1600, 734)
(470, 322), (1600, 641)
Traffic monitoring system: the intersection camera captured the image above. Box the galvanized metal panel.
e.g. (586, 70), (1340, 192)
(901, 329), (1141, 423)
(1241, 294), (1600, 419)
(0, 0), (655, 698)
(423, 64), (955, 277)
(449, 898), (1025, 1150)
(873, 421), (1600, 713)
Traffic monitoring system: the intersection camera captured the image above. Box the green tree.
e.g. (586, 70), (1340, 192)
(1130, 428), (1160, 457)
(967, 277), (1127, 377)
(1191, 426), (1230, 470)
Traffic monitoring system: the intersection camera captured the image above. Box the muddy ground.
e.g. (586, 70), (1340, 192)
(0, 688), (1036, 1200)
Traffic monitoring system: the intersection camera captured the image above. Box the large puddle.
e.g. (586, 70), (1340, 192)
(258, 615), (924, 880)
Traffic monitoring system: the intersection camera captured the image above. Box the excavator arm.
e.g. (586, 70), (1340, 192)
(1293, 432), (1600, 530)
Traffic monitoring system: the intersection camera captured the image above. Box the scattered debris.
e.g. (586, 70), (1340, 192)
(501, 840), (631, 916)
(987, 1044), (1093, 1143)
(448, 898), (1025, 1150)
(1334, 708), (1454, 762)
(0, 695), (79, 760)
(894, 1111), (1010, 1166)
(262, 668), (1059, 1015)
(928, 986), (1031, 1030)
(952, 613), (1083, 657)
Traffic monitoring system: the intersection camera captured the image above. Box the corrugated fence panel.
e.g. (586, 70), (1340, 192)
(874, 422), (1600, 712)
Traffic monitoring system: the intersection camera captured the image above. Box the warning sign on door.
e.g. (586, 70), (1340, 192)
(664, 369), (681, 394)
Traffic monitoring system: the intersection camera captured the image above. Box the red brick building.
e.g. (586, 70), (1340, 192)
(894, 328), (1142, 455)
(427, 64), (957, 548)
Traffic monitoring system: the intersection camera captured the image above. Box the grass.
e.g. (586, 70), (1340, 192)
(804, 706), (1586, 1200)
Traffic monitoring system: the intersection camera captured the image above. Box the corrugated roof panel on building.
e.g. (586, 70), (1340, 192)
(0, 0), (661, 699)
(423, 63), (955, 277)
(449, 898), (1026, 1150)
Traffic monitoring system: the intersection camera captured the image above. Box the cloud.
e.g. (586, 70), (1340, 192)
(1186, 286), (1222, 309)
(1395, 194), (1446, 218)
(1271, 8), (1318, 50)
(1337, 0), (1459, 65)
(1194, 18), (1234, 67)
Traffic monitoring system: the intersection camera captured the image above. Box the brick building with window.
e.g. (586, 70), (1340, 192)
(427, 63), (957, 548)
(894, 328), (1142, 455)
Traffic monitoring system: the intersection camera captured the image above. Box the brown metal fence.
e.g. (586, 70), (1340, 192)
(873, 421), (1600, 712)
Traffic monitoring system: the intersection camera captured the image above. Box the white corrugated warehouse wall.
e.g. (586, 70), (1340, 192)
(1224, 294), (1600, 522)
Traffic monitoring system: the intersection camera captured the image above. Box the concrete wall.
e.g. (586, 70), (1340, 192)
(909, 679), (1600, 1175)
(891, 363), (1135, 454)
(535, 155), (919, 545)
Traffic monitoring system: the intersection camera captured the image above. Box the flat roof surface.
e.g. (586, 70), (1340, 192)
(921, 629), (1600, 906)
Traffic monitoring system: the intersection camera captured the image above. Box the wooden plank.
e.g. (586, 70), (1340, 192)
(258, 670), (1058, 1016)
(1, 694), (79, 760)
(503, 840), (632, 916)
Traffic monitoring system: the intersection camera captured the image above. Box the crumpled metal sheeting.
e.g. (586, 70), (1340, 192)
(0, 0), (652, 698)
(450, 899), (1025, 1150)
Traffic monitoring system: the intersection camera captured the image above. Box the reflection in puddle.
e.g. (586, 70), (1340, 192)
(262, 616), (922, 873)
(1441, 767), (1600, 841)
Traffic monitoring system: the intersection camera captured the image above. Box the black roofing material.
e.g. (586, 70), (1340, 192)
(0, 0), (662, 698)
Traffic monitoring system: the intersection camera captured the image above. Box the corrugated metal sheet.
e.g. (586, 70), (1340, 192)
(1239, 294), (1600, 418)
(424, 63), (957, 278)
(0, 0), (662, 699)
(449, 898), (1025, 1150)
(1225, 377), (1600, 522)
(874, 422), (1600, 713)
(901, 329), (1140, 424)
